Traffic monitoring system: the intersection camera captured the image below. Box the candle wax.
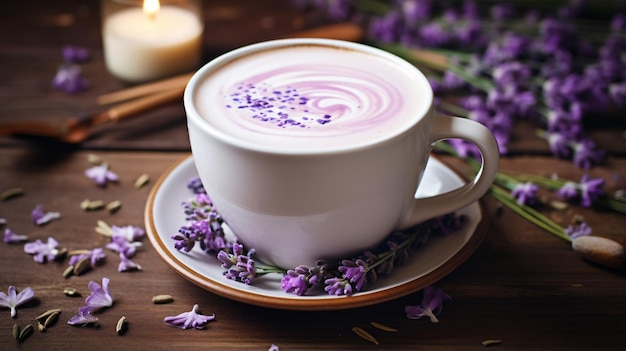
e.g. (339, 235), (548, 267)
(103, 6), (203, 82)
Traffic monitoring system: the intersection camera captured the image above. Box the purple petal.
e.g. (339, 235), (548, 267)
(24, 237), (60, 263)
(85, 164), (118, 187)
(31, 204), (61, 226)
(118, 252), (142, 272)
(164, 304), (215, 329)
(405, 286), (451, 323)
(0, 286), (35, 318)
(52, 63), (88, 94)
(85, 277), (113, 310)
(68, 306), (99, 326)
(4, 228), (28, 243)
(112, 225), (145, 241)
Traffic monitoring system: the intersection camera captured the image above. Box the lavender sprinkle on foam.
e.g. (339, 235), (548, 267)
(226, 82), (332, 128)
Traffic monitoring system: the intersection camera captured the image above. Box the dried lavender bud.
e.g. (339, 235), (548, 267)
(1, 188), (24, 201)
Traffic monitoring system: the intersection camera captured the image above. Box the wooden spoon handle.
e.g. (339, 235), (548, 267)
(97, 72), (193, 105)
(92, 85), (185, 125)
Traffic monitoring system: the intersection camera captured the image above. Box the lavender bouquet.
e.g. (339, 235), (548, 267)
(295, 0), (626, 168)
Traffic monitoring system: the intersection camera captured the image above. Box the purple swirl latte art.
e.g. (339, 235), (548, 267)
(193, 44), (430, 151)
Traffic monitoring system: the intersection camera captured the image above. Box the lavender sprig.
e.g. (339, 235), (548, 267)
(173, 177), (466, 295)
(297, 0), (626, 168)
(505, 172), (626, 214)
(281, 214), (465, 295)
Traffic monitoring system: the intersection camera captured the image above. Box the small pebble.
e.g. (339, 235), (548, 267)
(572, 236), (625, 268)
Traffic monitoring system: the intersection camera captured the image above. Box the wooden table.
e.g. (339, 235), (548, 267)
(1, 1), (625, 350)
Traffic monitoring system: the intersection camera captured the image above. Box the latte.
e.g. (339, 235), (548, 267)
(192, 43), (431, 151)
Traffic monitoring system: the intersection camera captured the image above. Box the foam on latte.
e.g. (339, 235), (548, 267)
(193, 43), (431, 151)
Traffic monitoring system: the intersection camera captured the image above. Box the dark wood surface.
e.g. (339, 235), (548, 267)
(1, 1), (625, 350)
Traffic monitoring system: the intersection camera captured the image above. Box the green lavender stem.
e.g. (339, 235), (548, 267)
(434, 142), (571, 242)
(489, 185), (571, 242)
(504, 172), (626, 214)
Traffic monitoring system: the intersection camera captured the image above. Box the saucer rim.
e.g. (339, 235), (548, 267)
(144, 154), (488, 311)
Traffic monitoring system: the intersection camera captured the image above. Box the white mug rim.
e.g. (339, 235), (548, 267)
(184, 38), (434, 155)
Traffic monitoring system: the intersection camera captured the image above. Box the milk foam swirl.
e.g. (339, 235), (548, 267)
(223, 64), (405, 137)
(194, 44), (429, 150)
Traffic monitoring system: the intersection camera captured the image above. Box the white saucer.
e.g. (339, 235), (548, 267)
(145, 155), (487, 311)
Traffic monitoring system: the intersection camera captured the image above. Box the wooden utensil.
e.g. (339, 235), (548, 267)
(0, 86), (184, 143)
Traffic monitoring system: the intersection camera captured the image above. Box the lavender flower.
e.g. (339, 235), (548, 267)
(217, 243), (244, 268)
(68, 278), (113, 326)
(187, 176), (206, 194)
(217, 243), (257, 284)
(183, 193), (218, 221)
(405, 286), (451, 323)
(173, 190), (228, 254)
(118, 252), (142, 272)
(24, 237), (61, 263)
(338, 259), (369, 292)
(171, 228), (197, 252)
(281, 263), (330, 296)
(54, 43), (90, 93)
(442, 70), (466, 90)
(447, 139), (480, 159)
(401, 0), (434, 22)
(111, 225), (145, 242)
(482, 32), (531, 66)
(557, 181), (578, 201)
(164, 304), (215, 330)
(419, 22), (451, 47)
(324, 277), (353, 296)
(3, 228), (28, 243)
(369, 10), (406, 44)
(542, 131), (571, 158)
(52, 63), (88, 94)
(281, 269), (310, 296)
(510, 182), (538, 205)
(325, 0), (354, 21)
(578, 175), (605, 207)
(106, 235), (142, 258)
(0, 286), (35, 318)
(67, 305), (99, 326)
(84, 277), (113, 311)
(557, 175), (605, 208)
(227, 254), (256, 284)
(31, 204), (61, 226)
(571, 139), (605, 169)
(85, 163), (118, 187)
(492, 61), (531, 87)
(565, 222), (592, 239)
(173, 217), (227, 253)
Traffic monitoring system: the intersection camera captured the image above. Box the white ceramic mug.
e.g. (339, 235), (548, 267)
(184, 38), (499, 269)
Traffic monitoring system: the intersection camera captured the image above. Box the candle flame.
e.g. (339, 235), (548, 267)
(143, 0), (160, 18)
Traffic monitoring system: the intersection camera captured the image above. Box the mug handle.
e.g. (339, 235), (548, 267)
(397, 115), (499, 229)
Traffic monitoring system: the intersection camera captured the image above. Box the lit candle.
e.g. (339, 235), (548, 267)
(102, 0), (203, 82)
